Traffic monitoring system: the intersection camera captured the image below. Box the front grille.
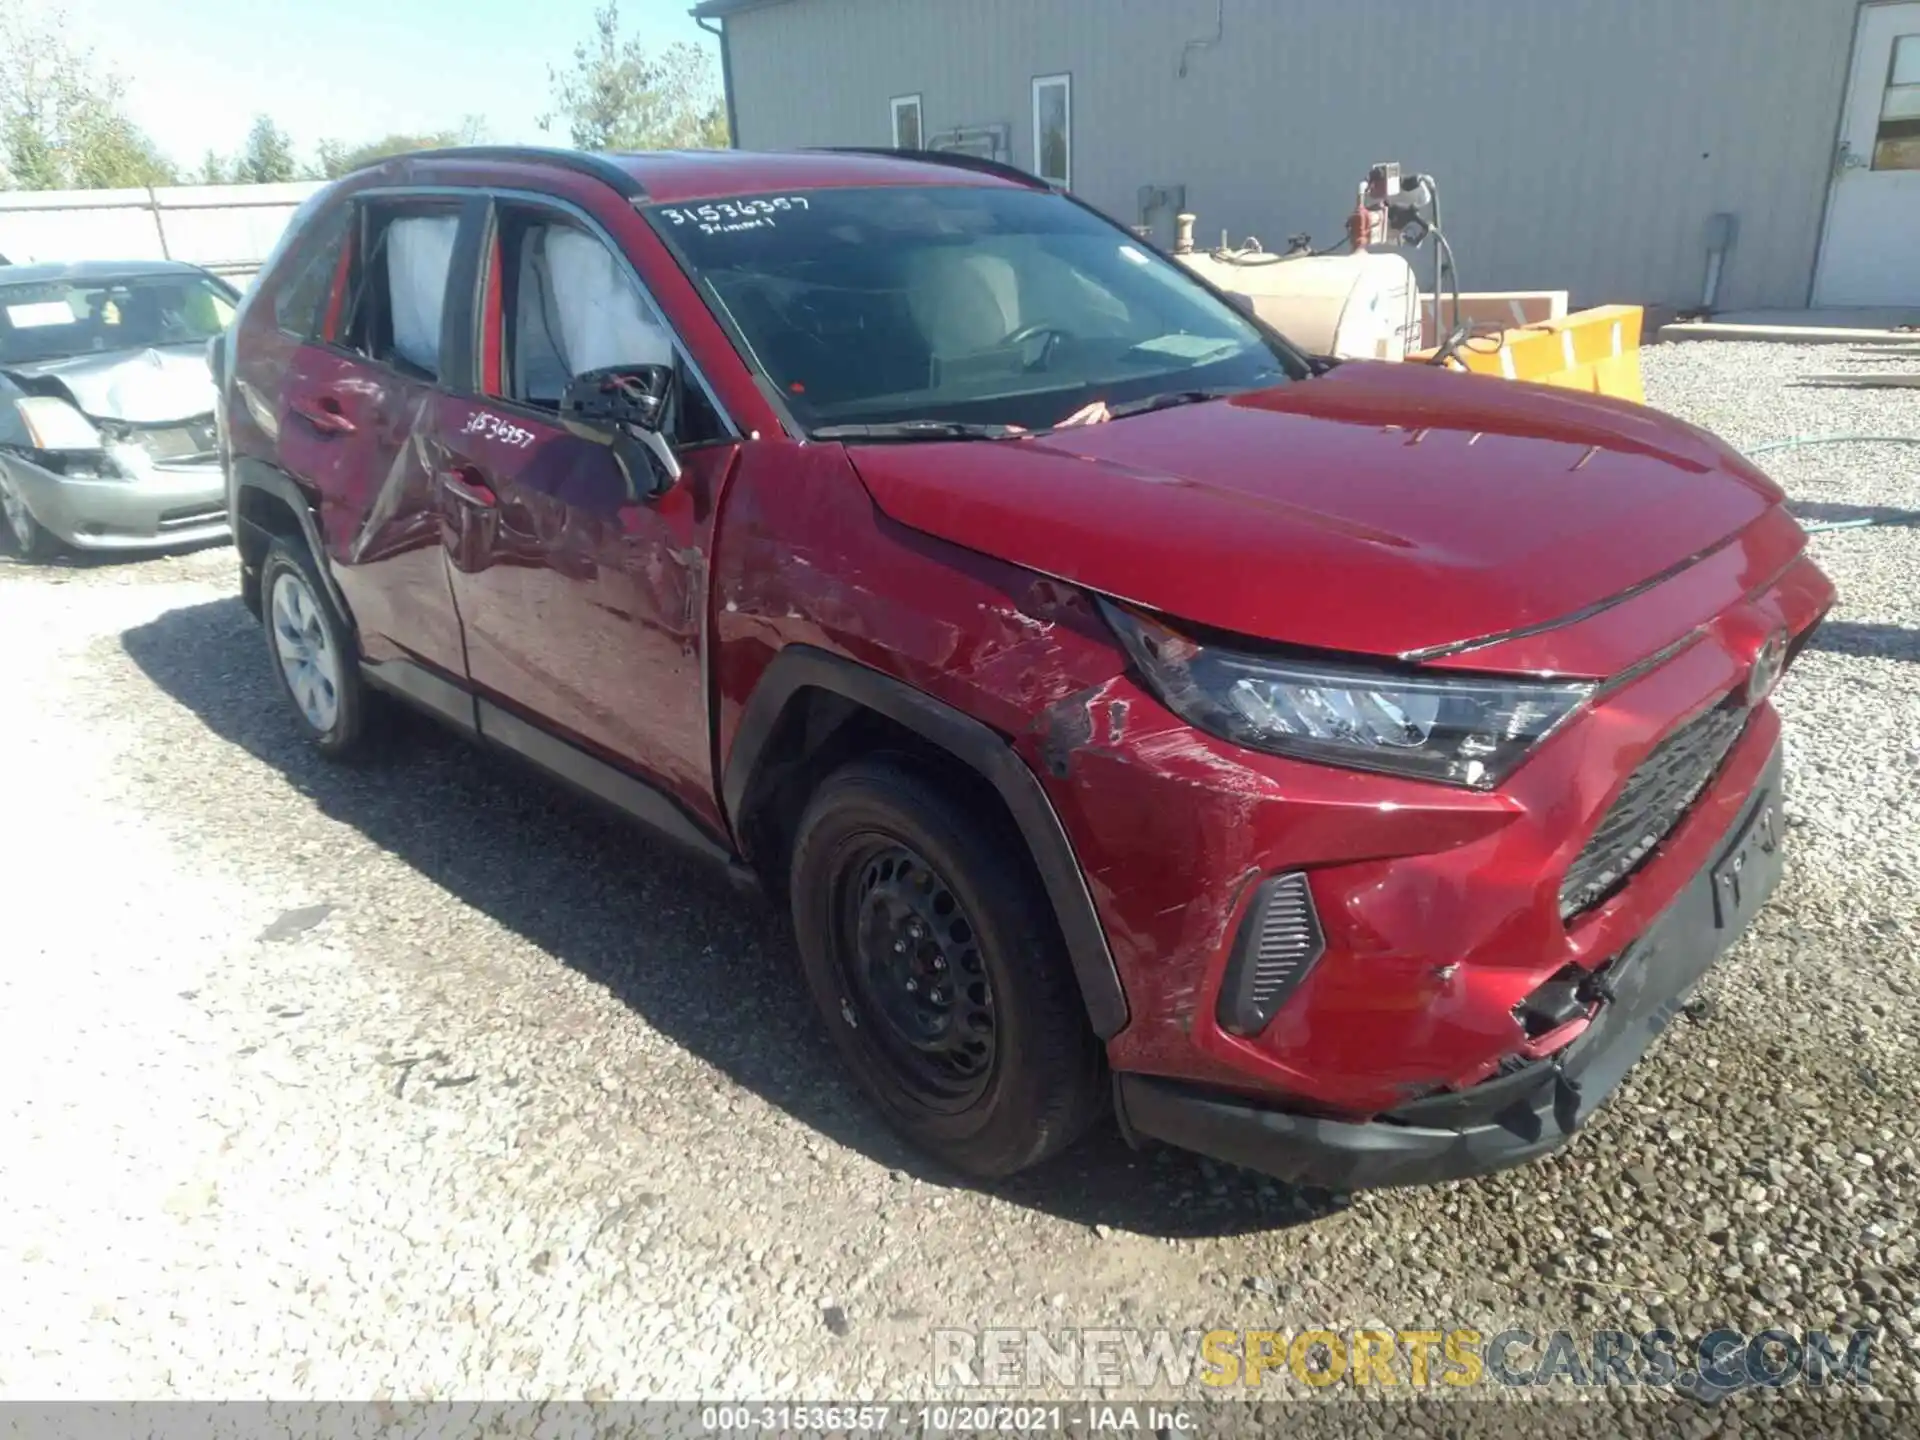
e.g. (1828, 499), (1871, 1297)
(1216, 871), (1325, 1036)
(103, 416), (219, 464)
(1559, 697), (1750, 920)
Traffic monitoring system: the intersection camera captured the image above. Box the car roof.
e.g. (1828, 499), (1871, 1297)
(0, 258), (216, 286)
(378, 145), (1041, 207)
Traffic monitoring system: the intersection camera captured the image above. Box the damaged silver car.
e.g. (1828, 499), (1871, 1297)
(0, 260), (236, 557)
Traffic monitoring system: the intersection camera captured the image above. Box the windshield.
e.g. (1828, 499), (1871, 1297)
(0, 273), (237, 367)
(647, 186), (1298, 433)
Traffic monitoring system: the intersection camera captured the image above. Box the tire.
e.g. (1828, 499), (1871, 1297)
(259, 535), (370, 757)
(0, 467), (56, 560)
(790, 755), (1105, 1179)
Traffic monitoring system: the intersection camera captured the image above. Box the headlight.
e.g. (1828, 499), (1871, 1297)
(15, 395), (101, 451)
(1102, 602), (1593, 789)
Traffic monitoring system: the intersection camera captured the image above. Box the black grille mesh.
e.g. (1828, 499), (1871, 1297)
(1216, 872), (1325, 1036)
(1559, 698), (1749, 920)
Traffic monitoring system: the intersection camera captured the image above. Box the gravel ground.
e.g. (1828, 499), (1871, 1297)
(0, 339), (1915, 1427)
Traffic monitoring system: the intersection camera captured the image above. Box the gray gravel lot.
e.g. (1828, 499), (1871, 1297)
(0, 339), (1914, 1423)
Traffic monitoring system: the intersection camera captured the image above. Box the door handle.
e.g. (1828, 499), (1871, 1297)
(290, 393), (356, 435)
(438, 465), (498, 507)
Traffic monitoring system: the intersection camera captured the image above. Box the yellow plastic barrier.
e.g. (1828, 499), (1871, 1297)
(1410, 304), (1644, 405)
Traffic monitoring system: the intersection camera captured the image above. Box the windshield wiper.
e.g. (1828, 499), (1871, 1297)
(1101, 388), (1239, 421)
(811, 420), (1026, 442)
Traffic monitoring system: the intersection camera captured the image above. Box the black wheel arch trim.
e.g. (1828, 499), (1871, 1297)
(724, 645), (1129, 1039)
(232, 458), (351, 620)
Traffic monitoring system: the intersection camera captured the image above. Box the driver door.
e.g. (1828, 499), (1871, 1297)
(437, 198), (738, 831)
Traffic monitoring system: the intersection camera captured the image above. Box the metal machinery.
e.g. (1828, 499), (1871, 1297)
(1170, 163), (1646, 401)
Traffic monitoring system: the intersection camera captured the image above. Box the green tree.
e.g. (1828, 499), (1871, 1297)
(315, 130), (457, 179)
(195, 149), (232, 185)
(312, 118), (485, 179)
(233, 114), (296, 185)
(0, 1), (178, 189)
(540, 1), (729, 151)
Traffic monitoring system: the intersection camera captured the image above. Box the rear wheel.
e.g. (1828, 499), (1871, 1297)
(260, 536), (370, 757)
(790, 756), (1105, 1178)
(0, 469), (55, 560)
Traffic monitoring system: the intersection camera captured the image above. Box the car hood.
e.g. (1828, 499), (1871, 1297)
(845, 362), (1783, 670)
(1, 343), (215, 424)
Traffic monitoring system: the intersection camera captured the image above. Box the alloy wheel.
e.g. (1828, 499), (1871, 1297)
(0, 476), (33, 550)
(269, 570), (342, 734)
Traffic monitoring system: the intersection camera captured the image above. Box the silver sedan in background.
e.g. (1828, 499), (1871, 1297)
(0, 260), (236, 558)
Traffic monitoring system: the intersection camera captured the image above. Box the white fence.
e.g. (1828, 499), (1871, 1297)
(0, 181), (327, 288)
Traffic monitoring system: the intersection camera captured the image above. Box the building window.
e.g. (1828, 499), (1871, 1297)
(1875, 34), (1920, 170)
(1031, 73), (1071, 188)
(891, 94), (923, 150)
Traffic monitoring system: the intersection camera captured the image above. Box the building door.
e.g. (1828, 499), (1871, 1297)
(1813, 2), (1920, 307)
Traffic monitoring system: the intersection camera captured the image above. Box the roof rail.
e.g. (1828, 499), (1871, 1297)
(806, 146), (1049, 190)
(382, 146), (647, 200)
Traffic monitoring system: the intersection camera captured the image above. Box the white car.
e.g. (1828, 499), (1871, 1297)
(0, 260), (236, 557)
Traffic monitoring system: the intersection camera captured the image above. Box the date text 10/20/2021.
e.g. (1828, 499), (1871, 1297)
(700, 1406), (1193, 1433)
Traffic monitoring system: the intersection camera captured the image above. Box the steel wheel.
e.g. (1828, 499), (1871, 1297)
(837, 838), (997, 1110)
(270, 568), (342, 734)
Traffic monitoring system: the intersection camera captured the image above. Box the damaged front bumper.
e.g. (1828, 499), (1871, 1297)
(5, 454), (228, 550)
(1112, 741), (1785, 1190)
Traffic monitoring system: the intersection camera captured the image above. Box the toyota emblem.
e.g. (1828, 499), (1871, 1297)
(1747, 630), (1788, 705)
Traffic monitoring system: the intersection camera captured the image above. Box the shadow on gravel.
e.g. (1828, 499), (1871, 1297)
(1791, 501), (1920, 530)
(122, 596), (1336, 1239)
(1810, 620), (1920, 664)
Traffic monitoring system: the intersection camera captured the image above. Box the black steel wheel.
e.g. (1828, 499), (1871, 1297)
(838, 839), (996, 1110)
(790, 755), (1105, 1179)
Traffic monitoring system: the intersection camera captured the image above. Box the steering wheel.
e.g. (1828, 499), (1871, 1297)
(1001, 321), (1071, 371)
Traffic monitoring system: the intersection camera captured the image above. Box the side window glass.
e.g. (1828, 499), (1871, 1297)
(340, 208), (460, 381)
(273, 207), (350, 339)
(499, 213), (724, 444)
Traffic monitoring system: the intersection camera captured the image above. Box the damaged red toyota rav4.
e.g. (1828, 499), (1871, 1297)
(213, 147), (1833, 1190)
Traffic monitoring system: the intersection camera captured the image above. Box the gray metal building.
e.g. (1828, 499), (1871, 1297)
(693, 0), (1920, 312)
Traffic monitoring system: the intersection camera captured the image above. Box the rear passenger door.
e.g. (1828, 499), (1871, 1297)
(436, 197), (738, 829)
(276, 194), (480, 680)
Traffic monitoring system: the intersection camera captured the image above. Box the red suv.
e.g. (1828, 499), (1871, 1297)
(213, 146), (1833, 1189)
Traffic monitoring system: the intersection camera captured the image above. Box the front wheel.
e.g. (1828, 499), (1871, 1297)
(0, 469), (55, 560)
(259, 536), (370, 757)
(789, 756), (1105, 1179)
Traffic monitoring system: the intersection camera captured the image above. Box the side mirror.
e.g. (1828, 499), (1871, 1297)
(559, 364), (682, 498)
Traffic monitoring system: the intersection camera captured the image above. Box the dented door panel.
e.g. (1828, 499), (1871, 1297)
(440, 389), (736, 831)
(277, 344), (465, 674)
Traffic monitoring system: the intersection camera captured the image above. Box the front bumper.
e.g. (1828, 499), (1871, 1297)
(1114, 740), (1785, 1189)
(5, 455), (229, 550)
(1029, 535), (1830, 1118)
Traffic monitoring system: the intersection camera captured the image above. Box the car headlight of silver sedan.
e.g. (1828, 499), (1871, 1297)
(1101, 601), (1594, 789)
(13, 397), (134, 480)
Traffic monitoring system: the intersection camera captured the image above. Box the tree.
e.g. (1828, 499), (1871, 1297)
(0, 1), (178, 189)
(540, 1), (729, 151)
(195, 149), (232, 185)
(312, 118), (485, 179)
(315, 130), (457, 179)
(233, 114), (296, 185)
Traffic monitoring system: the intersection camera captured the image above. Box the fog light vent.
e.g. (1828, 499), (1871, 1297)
(1216, 871), (1325, 1037)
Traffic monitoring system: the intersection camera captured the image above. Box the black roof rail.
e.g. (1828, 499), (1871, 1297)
(806, 146), (1050, 190)
(381, 146), (648, 200)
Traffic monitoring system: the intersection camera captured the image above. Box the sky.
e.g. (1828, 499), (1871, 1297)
(54, 0), (719, 169)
